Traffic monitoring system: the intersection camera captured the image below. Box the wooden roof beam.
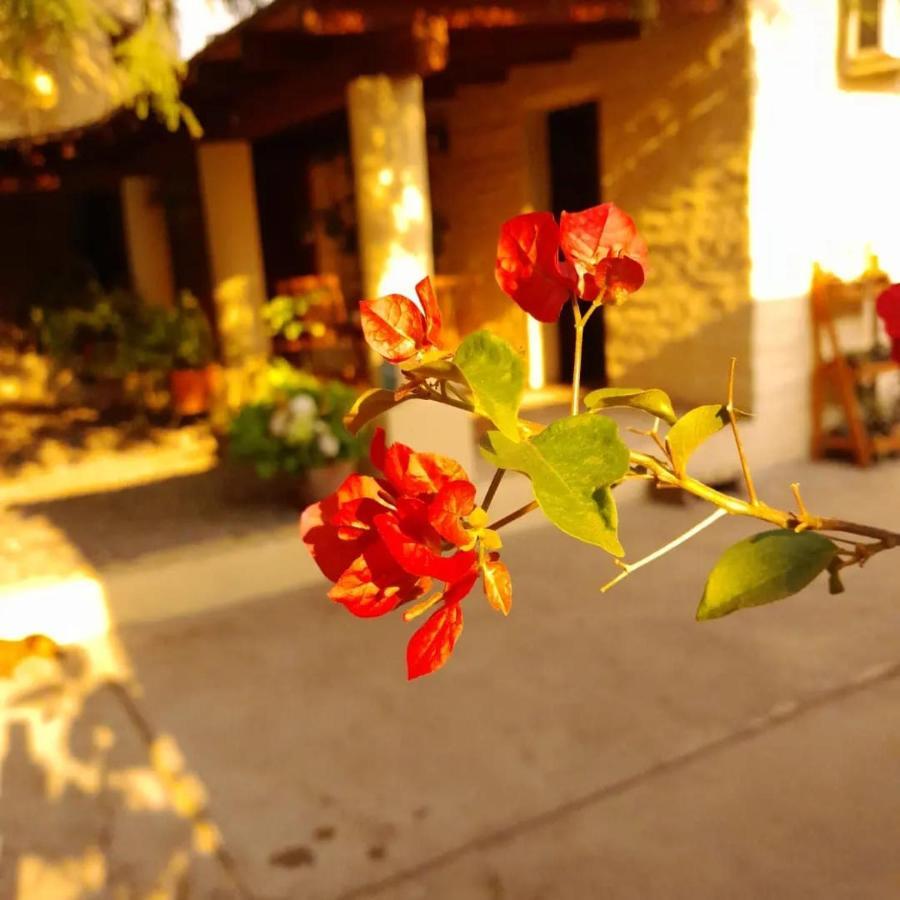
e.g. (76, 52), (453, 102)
(211, 0), (646, 42)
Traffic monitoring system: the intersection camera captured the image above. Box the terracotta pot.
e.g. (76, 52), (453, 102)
(170, 367), (211, 416)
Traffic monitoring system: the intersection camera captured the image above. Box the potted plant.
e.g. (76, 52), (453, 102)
(224, 359), (364, 506)
(33, 289), (137, 411)
(167, 291), (215, 416)
(262, 289), (330, 353)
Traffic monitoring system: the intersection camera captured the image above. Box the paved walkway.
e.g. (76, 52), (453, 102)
(1, 454), (899, 899)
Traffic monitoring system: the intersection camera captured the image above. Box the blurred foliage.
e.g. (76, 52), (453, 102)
(0, 0), (200, 136)
(227, 359), (364, 477)
(33, 285), (214, 379)
(262, 290), (329, 342)
(170, 291), (214, 369)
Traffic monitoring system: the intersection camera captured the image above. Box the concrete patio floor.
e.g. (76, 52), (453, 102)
(1, 453), (899, 899)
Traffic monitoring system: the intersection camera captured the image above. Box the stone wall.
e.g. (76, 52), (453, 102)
(428, 9), (754, 407)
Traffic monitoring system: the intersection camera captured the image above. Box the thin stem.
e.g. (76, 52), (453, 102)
(427, 390), (473, 413)
(632, 449), (781, 521)
(827, 534), (866, 547)
(628, 418), (669, 458)
(489, 500), (539, 531)
(571, 298), (584, 416)
(817, 518), (900, 546)
(600, 509), (727, 593)
(790, 482), (811, 531)
(512, 411), (900, 563)
(727, 357), (759, 506)
(649, 418), (670, 458)
(791, 482), (809, 519)
(482, 468), (505, 512)
(726, 360), (757, 501)
(629, 448), (900, 562)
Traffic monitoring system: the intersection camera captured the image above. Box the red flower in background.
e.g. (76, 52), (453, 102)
(359, 277), (443, 363)
(495, 203), (647, 322)
(876, 284), (900, 364)
(301, 429), (510, 679)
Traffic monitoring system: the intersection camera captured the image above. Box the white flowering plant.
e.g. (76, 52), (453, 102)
(226, 360), (363, 479)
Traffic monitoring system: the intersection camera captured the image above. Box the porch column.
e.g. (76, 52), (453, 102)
(196, 141), (269, 365)
(347, 74), (433, 298)
(120, 176), (175, 306)
(347, 75), (476, 477)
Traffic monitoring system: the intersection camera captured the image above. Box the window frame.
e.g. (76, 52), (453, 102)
(840, 0), (900, 82)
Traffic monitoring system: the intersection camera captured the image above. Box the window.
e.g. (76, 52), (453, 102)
(856, 0), (882, 50)
(841, 0), (900, 81)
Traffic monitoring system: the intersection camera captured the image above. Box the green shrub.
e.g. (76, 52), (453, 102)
(227, 360), (364, 478)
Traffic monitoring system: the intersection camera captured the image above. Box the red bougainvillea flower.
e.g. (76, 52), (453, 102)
(301, 428), (511, 679)
(495, 212), (576, 323)
(495, 203), (647, 322)
(560, 204), (648, 304)
(876, 284), (900, 364)
(359, 276), (443, 364)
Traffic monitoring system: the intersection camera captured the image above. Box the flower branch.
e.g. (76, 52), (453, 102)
(600, 509), (728, 593)
(313, 201), (898, 680)
(627, 449), (900, 569)
(726, 357), (759, 506)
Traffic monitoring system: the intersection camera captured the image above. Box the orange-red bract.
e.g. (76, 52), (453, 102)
(301, 428), (486, 676)
(495, 203), (647, 319)
(559, 204), (647, 303)
(559, 203), (647, 271)
(495, 211), (575, 323)
(482, 553), (512, 616)
(406, 602), (464, 680)
(374, 512), (477, 582)
(359, 293), (425, 363)
(428, 481), (476, 547)
(328, 544), (429, 618)
(416, 276), (442, 345)
(382, 440), (468, 497)
(359, 276), (443, 363)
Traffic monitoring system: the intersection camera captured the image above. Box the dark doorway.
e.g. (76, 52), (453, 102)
(72, 190), (129, 291)
(547, 101), (605, 386)
(253, 111), (351, 296)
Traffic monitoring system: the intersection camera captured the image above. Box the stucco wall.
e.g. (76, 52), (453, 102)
(749, 0), (900, 302)
(428, 9), (754, 407)
(747, 0), (900, 461)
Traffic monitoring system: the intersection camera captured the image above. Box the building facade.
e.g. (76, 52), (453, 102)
(1, 0), (899, 463)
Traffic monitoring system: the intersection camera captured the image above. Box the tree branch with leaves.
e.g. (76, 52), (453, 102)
(0, 0), (200, 136)
(298, 202), (900, 680)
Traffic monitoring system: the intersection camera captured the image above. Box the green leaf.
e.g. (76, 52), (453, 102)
(399, 358), (465, 382)
(666, 404), (729, 475)
(344, 388), (407, 435)
(454, 331), (524, 441)
(482, 413), (630, 556)
(583, 387), (677, 425)
(697, 530), (837, 621)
